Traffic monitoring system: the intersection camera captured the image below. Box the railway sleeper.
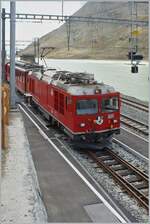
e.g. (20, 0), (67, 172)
(140, 189), (149, 196)
(97, 155), (111, 160)
(134, 125), (144, 129)
(87, 151), (149, 209)
(106, 149), (148, 180)
(117, 169), (131, 176)
(125, 175), (142, 183)
(103, 159), (118, 166)
(110, 164), (127, 171)
(132, 181), (148, 190)
(139, 127), (148, 131)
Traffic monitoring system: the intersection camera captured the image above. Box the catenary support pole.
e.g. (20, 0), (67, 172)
(66, 18), (71, 51)
(10, 0), (16, 108)
(62, 0), (64, 19)
(2, 8), (6, 82)
(37, 38), (40, 65)
(34, 38), (37, 62)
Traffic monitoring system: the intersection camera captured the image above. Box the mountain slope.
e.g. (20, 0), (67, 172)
(20, 1), (148, 60)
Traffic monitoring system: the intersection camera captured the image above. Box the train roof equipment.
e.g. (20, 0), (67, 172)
(30, 69), (115, 95)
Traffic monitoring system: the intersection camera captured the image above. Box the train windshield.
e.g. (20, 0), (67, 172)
(102, 97), (119, 112)
(77, 99), (98, 115)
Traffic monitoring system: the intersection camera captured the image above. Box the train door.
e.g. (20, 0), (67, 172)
(64, 95), (75, 129)
(47, 85), (52, 110)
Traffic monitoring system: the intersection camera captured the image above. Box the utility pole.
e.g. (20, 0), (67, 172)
(130, 1), (138, 64)
(2, 8), (6, 82)
(62, 0), (64, 19)
(66, 18), (71, 51)
(10, 0), (16, 108)
(34, 38), (37, 62)
(34, 38), (40, 64)
(37, 38), (40, 65)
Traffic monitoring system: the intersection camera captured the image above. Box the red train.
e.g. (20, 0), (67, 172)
(5, 61), (120, 149)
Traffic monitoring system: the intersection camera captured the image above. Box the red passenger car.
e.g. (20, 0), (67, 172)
(6, 61), (120, 149)
(5, 61), (42, 94)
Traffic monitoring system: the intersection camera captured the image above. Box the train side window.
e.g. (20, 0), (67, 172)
(59, 93), (64, 115)
(29, 79), (31, 91)
(66, 97), (67, 111)
(66, 96), (72, 112)
(66, 96), (72, 104)
(102, 97), (119, 112)
(54, 91), (58, 111)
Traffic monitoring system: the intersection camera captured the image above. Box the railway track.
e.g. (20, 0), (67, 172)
(86, 148), (149, 210)
(121, 113), (148, 136)
(121, 97), (148, 113)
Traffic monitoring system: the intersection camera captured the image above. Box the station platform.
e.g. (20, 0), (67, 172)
(1, 110), (47, 224)
(2, 109), (125, 223)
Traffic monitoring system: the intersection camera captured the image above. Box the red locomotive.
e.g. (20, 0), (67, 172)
(5, 61), (120, 149)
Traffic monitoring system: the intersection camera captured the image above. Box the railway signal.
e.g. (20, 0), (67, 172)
(128, 1), (146, 73)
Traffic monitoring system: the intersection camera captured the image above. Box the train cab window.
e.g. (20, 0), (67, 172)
(102, 97), (119, 112)
(77, 99), (98, 115)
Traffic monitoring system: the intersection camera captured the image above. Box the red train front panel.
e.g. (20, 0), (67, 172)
(73, 93), (120, 134)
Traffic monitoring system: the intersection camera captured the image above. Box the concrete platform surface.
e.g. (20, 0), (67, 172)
(1, 110), (47, 224)
(84, 203), (120, 223)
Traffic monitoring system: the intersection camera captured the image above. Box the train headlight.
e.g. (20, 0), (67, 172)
(80, 123), (85, 127)
(113, 119), (118, 123)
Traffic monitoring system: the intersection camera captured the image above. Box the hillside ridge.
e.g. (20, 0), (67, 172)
(20, 2), (148, 60)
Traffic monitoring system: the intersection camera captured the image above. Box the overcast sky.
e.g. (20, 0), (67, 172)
(2, 1), (86, 51)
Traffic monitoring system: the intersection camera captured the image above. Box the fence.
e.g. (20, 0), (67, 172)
(1, 83), (10, 149)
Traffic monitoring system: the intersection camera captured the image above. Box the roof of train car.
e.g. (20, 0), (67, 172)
(7, 60), (43, 72)
(30, 69), (116, 95)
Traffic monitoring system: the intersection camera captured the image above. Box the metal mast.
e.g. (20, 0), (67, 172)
(2, 8), (6, 82)
(129, 1), (138, 65)
(10, 0), (16, 108)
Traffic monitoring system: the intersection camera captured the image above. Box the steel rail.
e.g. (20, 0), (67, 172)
(86, 149), (149, 210)
(121, 98), (148, 113)
(121, 113), (148, 136)
(106, 149), (148, 180)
